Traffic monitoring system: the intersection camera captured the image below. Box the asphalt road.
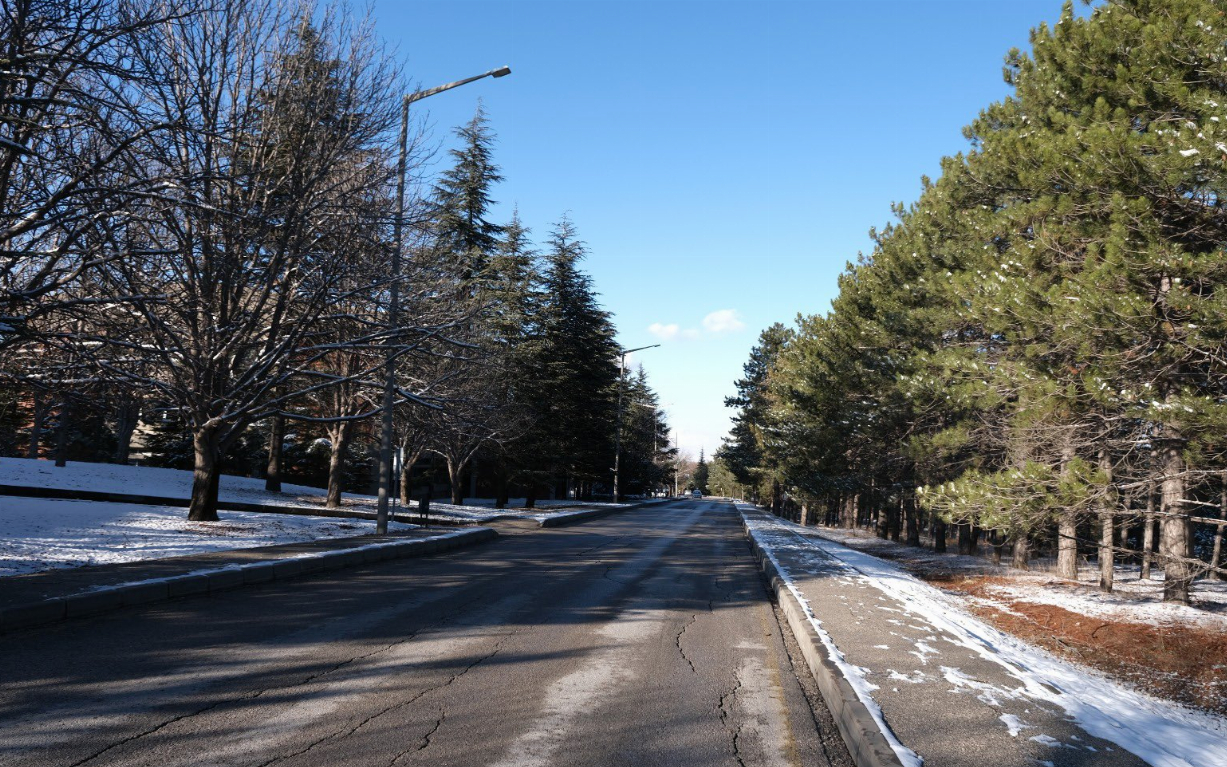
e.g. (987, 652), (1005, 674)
(0, 499), (853, 767)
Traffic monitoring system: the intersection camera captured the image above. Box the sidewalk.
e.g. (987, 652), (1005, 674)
(739, 505), (1227, 767)
(0, 526), (495, 633)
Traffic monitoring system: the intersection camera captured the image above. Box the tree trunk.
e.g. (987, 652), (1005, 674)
(54, 397), (72, 467)
(1159, 433), (1191, 604)
(265, 412), (284, 493)
(448, 455), (465, 506)
(989, 530), (1004, 566)
(1098, 449), (1115, 593)
(1057, 515), (1079, 580)
(1141, 482), (1155, 581)
(933, 519), (947, 553)
(495, 464), (510, 510)
(469, 458), (478, 501)
(876, 503), (889, 539)
(1211, 471), (1226, 582)
(325, 422), (352, 509)
(1056, 431), (1078, 580)
(188, 428), (221, 522)
(905, 495), (920, 546)
(1012, 535), (1030, 570)
(957, 523), (973, 555)
(1098, 512), (1114, 593)
(111, 398), (140, 464)
(525, 484), (536, 509)
(27, 390), (47, 459)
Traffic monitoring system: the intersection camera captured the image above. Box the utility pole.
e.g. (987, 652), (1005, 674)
(375, 66), (511, 534)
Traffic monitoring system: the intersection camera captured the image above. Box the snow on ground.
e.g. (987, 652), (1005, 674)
(812, 523), (1227, 631)
(969, 568), (1227, 631)
(742, 507), (1227, 767)
(0, 457), (329, 503)
(0, 457), (612, 523)
(0, 497), (416, 576)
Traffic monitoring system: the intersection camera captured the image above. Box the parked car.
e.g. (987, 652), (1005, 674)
(691, 489), (702, 498)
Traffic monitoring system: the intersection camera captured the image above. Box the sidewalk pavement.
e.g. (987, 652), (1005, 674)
(0, 526), (495, 634)
(739, 504), (1227, 767)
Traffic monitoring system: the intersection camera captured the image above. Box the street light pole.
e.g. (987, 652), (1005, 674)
(376, 65), (511, 535)
(612, 343), (659, 502)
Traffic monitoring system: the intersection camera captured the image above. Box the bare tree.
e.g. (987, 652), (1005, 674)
(0, 0), (171, 351)
(64, 0), (402, 520)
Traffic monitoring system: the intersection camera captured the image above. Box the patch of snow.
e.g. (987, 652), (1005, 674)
(1029, 734), (1069, 749)
(0, 457), (617, 525)
(0, 497), (416, 576)
(1000, 713), (1031, 737)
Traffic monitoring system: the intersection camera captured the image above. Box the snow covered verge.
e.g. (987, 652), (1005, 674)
(0, 497), (418, 576)
(0, 457), (606, 524)
(741, 505), (1227, 767)
(812, 523), (1227, 632)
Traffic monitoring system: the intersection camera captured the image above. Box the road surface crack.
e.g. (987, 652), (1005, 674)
(717, 672), (747, 767)
(676, 613), (698, 673)
(66, 695), (240, 767)
(602, 563), (631, 584)
(257, 627), (521, 766)
(388, 708), (445, 765)
(69, 583), (517, 767)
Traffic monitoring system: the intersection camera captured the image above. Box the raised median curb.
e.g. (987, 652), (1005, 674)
(0, 527), (497, 634)
(740, 514), (905, 767)
(536, 497), (673, 528)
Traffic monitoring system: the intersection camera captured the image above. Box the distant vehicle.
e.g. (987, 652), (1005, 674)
(691, 489), (702, 498)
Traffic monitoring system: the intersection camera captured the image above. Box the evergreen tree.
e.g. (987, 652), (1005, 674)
(694, 449), (709, 494)
(726, 0), (1227, 603)
(527, 217), (619, 496)
(429, 104), (505, 282)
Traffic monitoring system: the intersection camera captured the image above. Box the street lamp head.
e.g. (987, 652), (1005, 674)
(491, 66), (511, 77)
(620, 343), (661, 357)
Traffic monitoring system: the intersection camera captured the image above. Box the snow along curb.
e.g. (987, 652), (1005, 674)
(740, 513), (907, 767)
(0, 527), (497, 634)
(535, 498), (673, 527)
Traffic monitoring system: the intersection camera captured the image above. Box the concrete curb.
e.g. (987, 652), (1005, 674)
(0, 528), (497, 634)
(741, 517), (905, 767)
(536, 498), (673, 528)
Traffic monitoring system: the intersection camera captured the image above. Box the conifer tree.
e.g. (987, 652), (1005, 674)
(694, 449), (709, 495)
(527, 217), (619, 496)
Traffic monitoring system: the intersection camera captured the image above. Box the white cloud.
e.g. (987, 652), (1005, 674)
(701, 309), (745, 335)
(648, 322), (680, 341)
(650, 311), (742, 342)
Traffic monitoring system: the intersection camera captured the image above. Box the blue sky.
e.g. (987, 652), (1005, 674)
(370, 0), (1072, 460)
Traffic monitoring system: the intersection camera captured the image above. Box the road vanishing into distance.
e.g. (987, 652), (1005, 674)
(0, 500), (853, 767)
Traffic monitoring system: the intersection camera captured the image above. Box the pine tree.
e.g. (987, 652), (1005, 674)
(527, 217), (619, 496)
(694, 449), (709, 494)
(429, 104), (505, 282)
